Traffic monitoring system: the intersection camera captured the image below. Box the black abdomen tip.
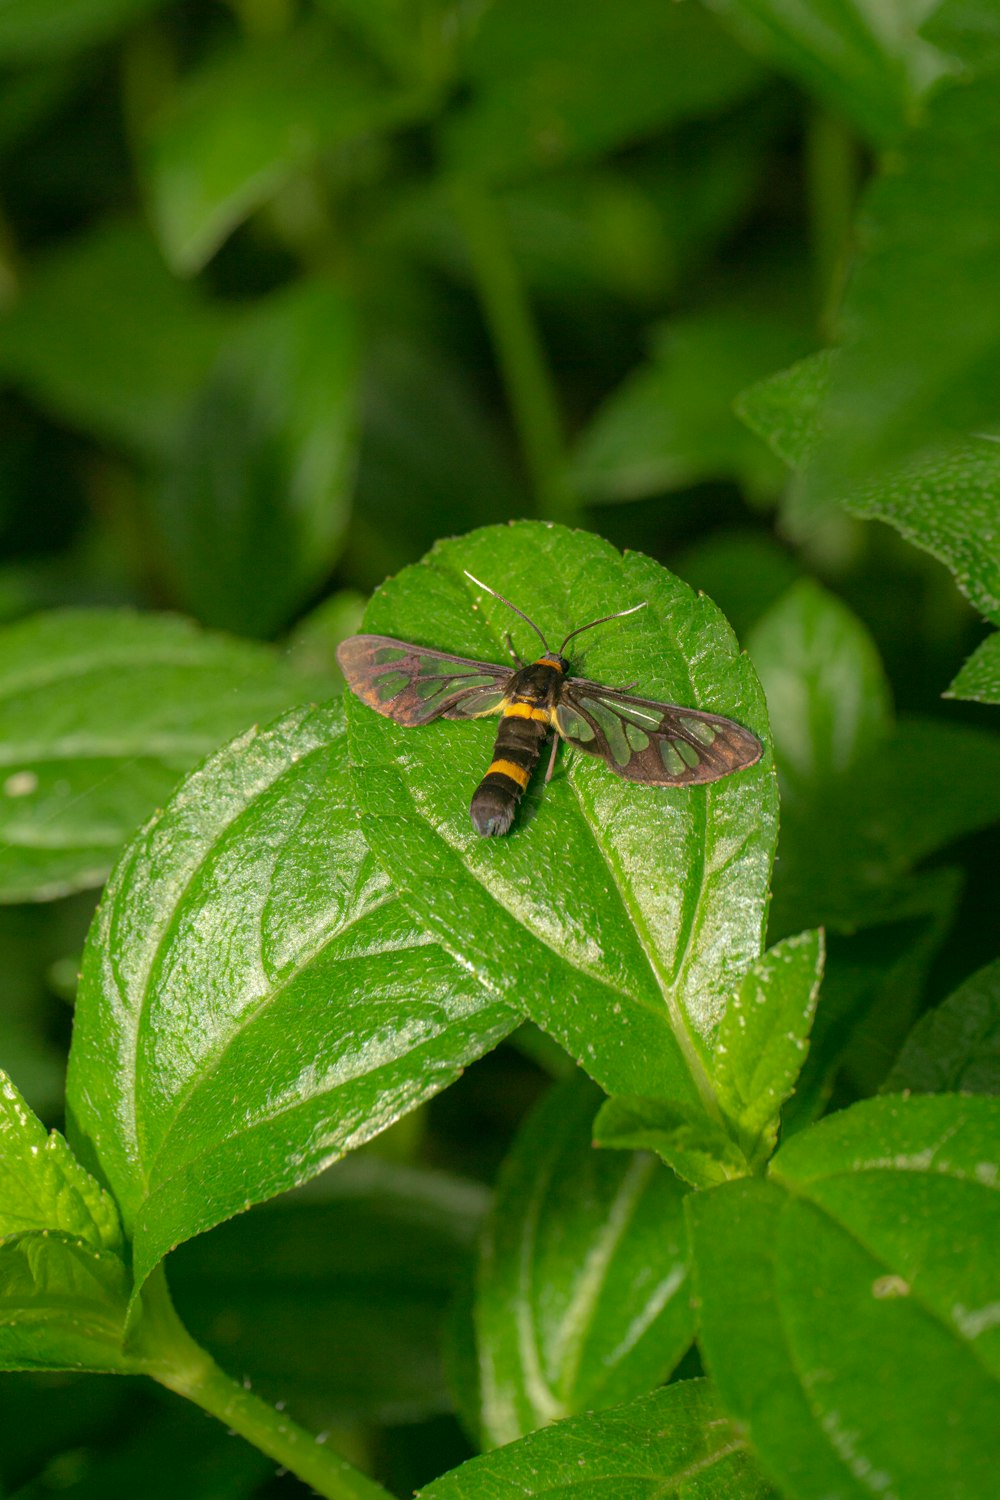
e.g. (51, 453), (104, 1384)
(470, 785), (516, 837)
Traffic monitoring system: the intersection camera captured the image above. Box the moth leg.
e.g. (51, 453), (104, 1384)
(505, 632), (524, 666)
(544, 732), (560, 784)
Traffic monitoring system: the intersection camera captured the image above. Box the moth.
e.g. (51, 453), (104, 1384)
(337, 572), (762, 836)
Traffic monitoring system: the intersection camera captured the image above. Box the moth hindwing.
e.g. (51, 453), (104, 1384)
(337, 634), (512, 725)
(553, 679), (762, 786)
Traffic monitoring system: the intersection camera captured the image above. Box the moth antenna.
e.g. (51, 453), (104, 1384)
(559, 601), (647, 655)
(463, 570), (551, 654)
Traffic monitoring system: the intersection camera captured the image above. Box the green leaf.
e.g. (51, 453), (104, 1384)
(151, 279), (359, 638)
(748, 579), (893, 804)
(673, 529), (803, 642)
(443, 0), (764, 180)
(170, 1158), (488, 1425)
(0, 220), (229, 457)
(66, 701), (516, 1300)
(713, 929), (824, 1166)
(702, 0), (949, 143)
(146, 21), (423, 274)
(948, 630), (1000, 703)
(883, 960), (1000, 1096)
(923, 0), (1000, 74)
(735, 347), (829, 471)
(475, 1074), (693, 1447)
(0, 0), (163, 61)
(571, 310), (806, 504)
(691, 1095), (1000, 1500)
(0, 1070), (121, 1253)
(594, 1095), (748, 1189)
(345, 523), (777, 1113)
(417, 1378), (777, 1499)
(0, 1233), (131, 1374)
(803, 74), (1000, 509)
(0, 608), (330, 903)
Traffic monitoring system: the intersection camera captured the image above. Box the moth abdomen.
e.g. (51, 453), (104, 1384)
(470, 712), (549, 837)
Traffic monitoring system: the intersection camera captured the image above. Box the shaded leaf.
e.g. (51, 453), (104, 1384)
(66, 701), (516, 1299)
(152, 279), (359, 637)
(418, 1378), (777, 1499)
(345, 523), (777, 1112)
(883, 959), (1000, 1096)
(475, 1074), (693, 1447)
(171, 1158), (488, 1425)
(948, 630), (1000, 703)
(0, 0), (163, 62)
(0, 608), (330, 903)
(691, 1095), (1000, 1500)
(713, 928), (824, 1166)
(0, 1233), (130, 1373)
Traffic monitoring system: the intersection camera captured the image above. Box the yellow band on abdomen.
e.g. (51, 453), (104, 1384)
(504, 702), (550, 722)
(486, 758), (531, 790)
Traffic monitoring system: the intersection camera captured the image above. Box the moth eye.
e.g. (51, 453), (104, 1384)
(559, 706), (595, 742)
(375, 672), (411, 702)
(681, 716), (717, 745)
(373, 646), (407, 665)
(660, 740), (686, 776)
(625, 722), (649, 751)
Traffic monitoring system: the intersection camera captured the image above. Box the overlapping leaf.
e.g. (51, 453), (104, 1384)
(884, 960), (1000, 1096)
(66, 701), (516, 1298)
(345, 523), (777, 1112)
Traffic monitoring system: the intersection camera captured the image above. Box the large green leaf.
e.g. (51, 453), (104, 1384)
(883, 960), (1000, 1096)
(691, 1094), (1000, 1500)
(802, 72), (1000, 509)
(442, 0), (763, 179)
(475, 1074), (693, 1447)
(702, 0), (949, 143)
(151, 279), (359, 638)
(66, 701), (516, 1299)
(171, 1158), (488, 1426)
(145, 20), (424, 274)
(345, 524), (777, 1115)
(0, 220), (229, 457)
(418, 1378), (777, 1499)
(0, 608), (329, 903)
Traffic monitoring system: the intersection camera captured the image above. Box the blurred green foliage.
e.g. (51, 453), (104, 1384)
(0, 0), (999, 1496)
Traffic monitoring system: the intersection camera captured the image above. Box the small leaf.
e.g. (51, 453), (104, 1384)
(948, 631), (1000, 703)
(594, 1095), (748, 1189)
(691, 1095), (1000, 1500)
(152, 278), (360, 638)
(571, 310), (806, 504)
(346, 523), (777, 1114)
(748, 579), (892, 803)
(703, 0), (949, 143)
(0, 219), (229, 457)
(475, 1074), (693, 1448)
(417, 1378), (777, 1499)
(0, 608), (330, 903)
(0, 1070), (121, 1254)
(735, 348), (829, 471)
(443, 0), (763, 179)
(66, 701), (515, 1299)
(713, 929), (825, 1166)
(883, 960), (1000, 1096)
(146, 21), (424, 273)
(0, 1233), (131, 1373)
(170, 1158), (488, 1425)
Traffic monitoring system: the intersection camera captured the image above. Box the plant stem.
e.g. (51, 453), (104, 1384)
(805, 109), (858, 338)
(452, 176), (577, 524)
(131, 1267), (394, 1500)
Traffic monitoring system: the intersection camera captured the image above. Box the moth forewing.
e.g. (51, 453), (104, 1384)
(336, 634), (512, 726)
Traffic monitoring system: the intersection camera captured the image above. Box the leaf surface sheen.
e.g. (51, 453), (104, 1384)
(346, 524), (777, 1111)
(66, 701), (515, 1297)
